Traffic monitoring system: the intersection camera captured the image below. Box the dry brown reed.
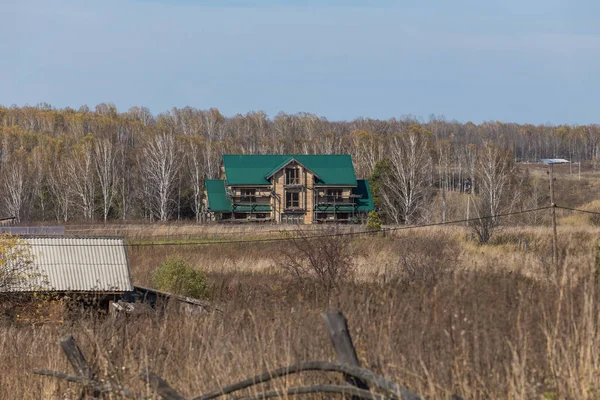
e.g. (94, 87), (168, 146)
(2, 225), (600, 399)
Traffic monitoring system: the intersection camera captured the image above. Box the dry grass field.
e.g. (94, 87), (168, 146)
(3, 167), (600, 399)
(2, 223), (600, 399)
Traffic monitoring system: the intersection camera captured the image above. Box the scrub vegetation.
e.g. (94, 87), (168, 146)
(2, 224), (600, 399)
(2, 104), (600, 398)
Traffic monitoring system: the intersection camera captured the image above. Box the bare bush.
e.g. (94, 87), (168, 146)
(384, 235), (456, 285)
(276, 227), (354, 292)
(472, 215), (497, 244)
(469, 196), (498, 244)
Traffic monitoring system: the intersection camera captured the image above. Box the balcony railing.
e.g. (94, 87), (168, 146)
(315, 196), (352, 204)
(232, 196), (271, 203)
(231, 192), (272, 198)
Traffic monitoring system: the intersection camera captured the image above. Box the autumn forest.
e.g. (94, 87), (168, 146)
(1, 103), (598, 224)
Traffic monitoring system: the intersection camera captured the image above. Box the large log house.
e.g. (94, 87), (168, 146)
(205, 154), (374, 224)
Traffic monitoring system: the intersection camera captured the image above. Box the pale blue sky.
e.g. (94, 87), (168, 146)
(1, 0), (599, 124)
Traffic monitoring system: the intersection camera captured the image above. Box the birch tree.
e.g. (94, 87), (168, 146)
(66, 140), (96, 220)
(387, 125), (434, 224)
(371, 159), (404, 225)
(185, 136), (205, 222)
(139, 131), (182, 221)
(435, 139), (452, 223)
(476, 140), (517, 222)
(94, 138), (119, 222)
(48, 160), (71, 222)
(0, 149), (30, 222)
(348, 130), (383, 178)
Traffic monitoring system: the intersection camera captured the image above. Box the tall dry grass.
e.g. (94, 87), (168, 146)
(2, 225), (600, 398)
(3, 264), (600, 399)
(127, 224), (599, 285)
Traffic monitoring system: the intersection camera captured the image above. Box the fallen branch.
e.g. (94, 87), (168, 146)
(193, 361), (406, 400)
(234, 384), (387, 400)
(140, 367), (186, 400)
(32, 313), (433, 400)
(33, 369), (135, 398)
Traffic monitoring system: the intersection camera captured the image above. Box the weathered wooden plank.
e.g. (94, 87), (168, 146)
(33, 369), (136, 398)
(321, 313), (423, 400)
(140, 367), (186, 400)
(321, 312), (370, 391)
(193, 361), (401, 400)
(33, 369), (89, 384)
(60, 335), (94, 380)
(234, 384), (386, 400)
(59, 335), (102, 399)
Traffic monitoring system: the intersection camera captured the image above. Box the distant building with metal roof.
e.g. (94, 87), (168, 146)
(3, 236), (133, 293)
(541, 158), (570, 165)
(0, 216), (16, 226)
(205, 154), (374, 224)
(0, 226), (65, 236)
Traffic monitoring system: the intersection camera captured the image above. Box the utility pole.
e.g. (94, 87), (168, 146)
(542, 158), (569, 265)
(549, 163), (558, 265)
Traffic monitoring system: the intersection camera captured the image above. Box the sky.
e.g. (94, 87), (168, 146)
(1, 0), (599, 124)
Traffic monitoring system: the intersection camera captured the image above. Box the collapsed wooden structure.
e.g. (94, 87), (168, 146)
(0, 235), (212, 320)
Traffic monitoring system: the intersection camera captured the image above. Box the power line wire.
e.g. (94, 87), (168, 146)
(555, 205), (600, 216)
(16, 206), (551, 247)
(15, 205), (600, 248)
(127, 206), (551, 247)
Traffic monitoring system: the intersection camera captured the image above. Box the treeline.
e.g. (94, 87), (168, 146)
(0, 103), (597, 223)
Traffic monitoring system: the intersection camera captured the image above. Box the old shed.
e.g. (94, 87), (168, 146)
(1, 236), (134, 316)
(24, 236), (133, 293)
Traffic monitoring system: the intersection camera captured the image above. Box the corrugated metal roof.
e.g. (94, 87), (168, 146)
(205, 179), (233, 212)
(264, 157), (321, 180)
(5, 237), (133, 293)
(354, 180), (375, 212)
(222, 154), (358, 186)
(541, 158), (570, 165)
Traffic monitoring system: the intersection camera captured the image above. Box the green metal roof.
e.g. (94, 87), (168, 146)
(264, 157), (320, 180)
(354, 180), (374, 212)
(205, 180), (232, 212)
(222, 154), (357, 186)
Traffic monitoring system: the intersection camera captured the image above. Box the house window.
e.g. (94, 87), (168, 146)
(285, 168), (300, 185)
(241, 189), (255, 202)
(286, 192), (299, 208)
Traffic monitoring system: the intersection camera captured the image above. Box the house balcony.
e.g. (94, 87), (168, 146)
(229, 192), (272, 198)
(315, 196), (353, 205)
(283, 206), (306, 213)
(314, 197), (355, 213)
(231, 200), (272, 213)
(231, 197), (271, 204)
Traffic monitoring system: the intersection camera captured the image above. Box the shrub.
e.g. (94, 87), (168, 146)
(276, 227), (354, 292)
(0, 234), (35, 293)
(152, 258), (208, 299)
(386, 234), (457, 286)
(366, 210), (382, 231)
